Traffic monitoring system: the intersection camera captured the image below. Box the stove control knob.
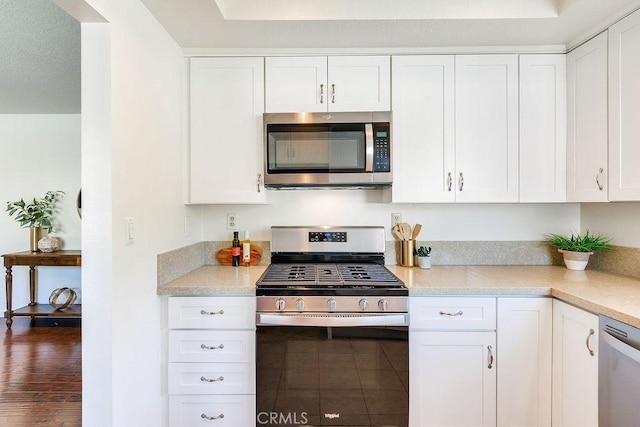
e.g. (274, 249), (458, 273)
(295, 299), (305, 312)
(276, 298), (286, 311)
(327, 298), (337, 312)
(378, 299), (388, 312)
(359, 299), (369, 311)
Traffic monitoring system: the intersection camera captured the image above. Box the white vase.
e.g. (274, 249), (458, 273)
(416, 256), (431, 269)
(559, 249), (593, 271)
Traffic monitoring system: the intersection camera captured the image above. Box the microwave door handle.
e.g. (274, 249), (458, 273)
(365, 123), (374, 172)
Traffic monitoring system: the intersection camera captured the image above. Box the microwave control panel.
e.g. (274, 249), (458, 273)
(373, 124), (391, 172)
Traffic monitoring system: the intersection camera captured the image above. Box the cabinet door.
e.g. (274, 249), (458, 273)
(189, 57), (265, 204)
(265, 56), (327, 113)
(455, 55), (519, 202)
(497, 298), (552, 427)
(328, 56), (391, 112)
(410, 331), (497, 427)
(552, 300), (598, 427)
(609, 9), (640, 201)
(391, 55), (455, 203)
(566, 32), (608, 202)
(519, 55), (567, 203)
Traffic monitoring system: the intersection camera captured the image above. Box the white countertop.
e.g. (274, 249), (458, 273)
(157, 264), (640, 328)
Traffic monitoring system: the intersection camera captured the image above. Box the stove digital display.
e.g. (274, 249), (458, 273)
(308, 231), (347, 243)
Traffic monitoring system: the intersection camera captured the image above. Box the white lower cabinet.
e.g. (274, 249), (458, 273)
(410, 297), (553, 427)
(497, 298), (552, 427)
(552, 299), (599, 427)
(168, 296), (256, 427)
(409, 297), (497, 427)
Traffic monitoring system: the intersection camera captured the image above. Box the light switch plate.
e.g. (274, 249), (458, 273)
(125, 217), (135, 245)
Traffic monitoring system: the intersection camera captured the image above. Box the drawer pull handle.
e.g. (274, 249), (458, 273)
(200, 309), (224, 316)
(487, 345), (494, 369)
(200, 375), (224, 383)
(586, 328), (595, 356)
(201, 413), (224, 420)
(439, 310), (463, 317)
(201, 343), (225, 350)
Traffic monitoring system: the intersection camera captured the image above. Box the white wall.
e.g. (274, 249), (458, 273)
(581, 202), (640, 248)
(200, 190), (581, 242)
(0, 114), (81, 309)
(74, 1), (200, 426)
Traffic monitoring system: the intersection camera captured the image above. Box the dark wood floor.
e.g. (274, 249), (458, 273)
(0, 318), (81, 427)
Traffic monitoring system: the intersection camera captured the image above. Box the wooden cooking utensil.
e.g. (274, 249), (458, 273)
(392, 224), (404, 240)
(399, 223), (412, 240)
(412, 224), (422, 240)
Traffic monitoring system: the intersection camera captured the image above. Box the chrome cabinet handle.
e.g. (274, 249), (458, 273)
(459, 172), (464, 191)
(596, 168), (604, 191)
(201, 413), (224, 420)
(331, 84), (336, 103)
(257, 173), (262, 193)
(200, 376), (224, 383)
(200, 343), (225, 350)
(586, 328), (595, 356)
(320, 84), (324, 104)
(439, 310), (463, 317)
(200, 309), (224, 316)
(487, 345), (494, 369)
(447, 172), (453, 192)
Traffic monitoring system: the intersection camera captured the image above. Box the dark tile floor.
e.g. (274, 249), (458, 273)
(257, 326), (408, 427)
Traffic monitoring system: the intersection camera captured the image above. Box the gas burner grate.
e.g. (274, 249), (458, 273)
(257, 263), (403, 288)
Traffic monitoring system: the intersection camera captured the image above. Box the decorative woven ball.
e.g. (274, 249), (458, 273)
(49, 287), (77, 310)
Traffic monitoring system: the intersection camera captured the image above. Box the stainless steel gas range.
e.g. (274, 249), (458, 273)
(255, 226), (409, 427)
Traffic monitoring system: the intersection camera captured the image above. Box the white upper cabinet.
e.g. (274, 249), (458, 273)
(455, 55), (519, 203)
(609, 9), (640, 201)
(519, 54), (567, 203)
(391, 55), (455, 202)
(188, 57), (266, 204)
(265, 56), (390, 112)
(566, 32), (609, 202)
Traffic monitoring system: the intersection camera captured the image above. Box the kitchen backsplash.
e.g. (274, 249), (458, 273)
(157, 241), (639, 287)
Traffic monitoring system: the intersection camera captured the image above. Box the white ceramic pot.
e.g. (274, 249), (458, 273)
(416, 256), (431, 269)
(559, 249), (593, 271)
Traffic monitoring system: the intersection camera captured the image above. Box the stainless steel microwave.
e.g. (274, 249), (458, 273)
(263, 111), (392, 189)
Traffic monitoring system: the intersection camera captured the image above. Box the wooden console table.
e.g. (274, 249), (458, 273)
(2, 250), (82, 328)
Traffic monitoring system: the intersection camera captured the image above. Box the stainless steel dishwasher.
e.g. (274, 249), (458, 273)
(599, 315), (640, 426)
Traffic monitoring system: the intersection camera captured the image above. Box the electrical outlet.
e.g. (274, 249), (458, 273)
(391, 213), (402, 228)
(227, 213), (237, 230)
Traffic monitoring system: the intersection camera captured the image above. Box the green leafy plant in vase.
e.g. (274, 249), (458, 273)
(415, 245), (432, 269)
(544, 230), (612, 271)
(6, 190), (64, 252)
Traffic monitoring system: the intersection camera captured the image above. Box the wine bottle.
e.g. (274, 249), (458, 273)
(242, 231), (251, 266)
(231, 231), (240, 267)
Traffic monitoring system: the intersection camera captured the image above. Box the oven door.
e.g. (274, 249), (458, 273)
(256, 322), (409, 427)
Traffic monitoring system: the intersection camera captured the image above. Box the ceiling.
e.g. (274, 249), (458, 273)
(141, 0), (640, 50)
(0, 0), (80, 114)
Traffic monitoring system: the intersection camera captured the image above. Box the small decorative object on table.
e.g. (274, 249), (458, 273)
(6, 190), (64, 252)
(415, 246), (432, 269)
(49, 287), (77, 310)
(37, 236), (59, 253)
(544, 230), (612, 271)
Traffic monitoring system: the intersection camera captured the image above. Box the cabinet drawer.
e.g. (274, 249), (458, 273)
(169, 330), (255, 363)
(170, 394), (255, 427)
(168, 296), (255, 330)
(168, 362), (256, 395)
(410, 297), (496, 330)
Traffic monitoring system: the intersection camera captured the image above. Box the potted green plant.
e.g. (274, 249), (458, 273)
(415, 245), (432, 269)
(6, 190), (64, 251)
(544, 230), (612, 271)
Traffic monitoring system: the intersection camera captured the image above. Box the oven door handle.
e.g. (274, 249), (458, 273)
(256, 313), (408, 327)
